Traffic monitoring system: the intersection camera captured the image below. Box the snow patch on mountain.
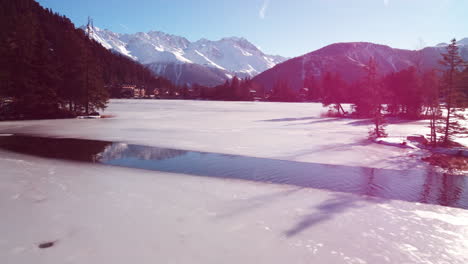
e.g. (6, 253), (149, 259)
(193, 50), (226, 70)
(86, 26), (136, 60)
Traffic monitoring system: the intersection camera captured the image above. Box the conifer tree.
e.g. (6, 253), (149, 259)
(230, 76), (240, 100)
(181, 84), (190, 99)
(438, 39), (466, 144)
(322, 72), (346, 116)
(303, 75), (321, 100)
(238, 77), (254, 101)
(270, 80), (296, 102)
(363, 57), (387, 138)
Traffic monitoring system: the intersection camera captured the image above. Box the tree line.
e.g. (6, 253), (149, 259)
(188, 39), (467, 146)
(0, 0), (173, 119)
(319, 39), (467, 146)
(192, 77), (264, 101)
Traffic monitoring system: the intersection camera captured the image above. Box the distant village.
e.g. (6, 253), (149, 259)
(114, 84), (311, 102)
(117, 84), (189, 99)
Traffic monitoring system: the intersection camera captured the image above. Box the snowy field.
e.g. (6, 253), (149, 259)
(0, 99), (467, 264)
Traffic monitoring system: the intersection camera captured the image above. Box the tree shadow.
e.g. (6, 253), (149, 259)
(377, 151), (426, 170)
(284, 193), (384, 237)
(347, 119), (373, 126)
(281, 139), (372, 160)
(258, 116), (318, 122)
(216, 188), (302, 219)
(286, 118), (342, 126)
(348, 118), (421, 126)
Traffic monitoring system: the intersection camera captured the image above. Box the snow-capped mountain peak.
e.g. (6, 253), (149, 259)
(83, 25), (287, 83)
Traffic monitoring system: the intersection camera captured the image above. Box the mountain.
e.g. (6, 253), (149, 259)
(435, 37), (468, 47)
(252, 40), (468, 92)
(85, 26), (287, 86)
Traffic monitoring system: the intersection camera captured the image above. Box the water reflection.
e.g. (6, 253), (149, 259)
(0, 135), (111, 162)
(438, 173), (465, 207)
(97, 143), (187, 162)
(0, 135), (467, 209)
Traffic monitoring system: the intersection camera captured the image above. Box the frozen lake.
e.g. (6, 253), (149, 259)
(0, 100), (467, 264)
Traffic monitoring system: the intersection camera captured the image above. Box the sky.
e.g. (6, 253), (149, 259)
(36, 0), (467, 58)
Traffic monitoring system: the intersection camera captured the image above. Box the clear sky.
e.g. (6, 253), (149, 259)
(36, 0), (467, 58)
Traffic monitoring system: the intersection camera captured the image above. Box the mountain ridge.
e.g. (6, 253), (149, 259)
(252, 39), (468, 92)
(83, 25), (287, 86)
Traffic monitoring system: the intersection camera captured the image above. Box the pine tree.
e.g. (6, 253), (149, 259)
(230, 76), (240, 100)
(363, 57), (387, 138)
(32, 27), (62, 116)
(382, 67), (423, 118)
(85, 52), (108, 112)
(181, 84), (190, 99)
(352, 71), (374, 118)
(401, 67), (423, 118)
(270, 80), (297, 102)
(322, 72), (346, 116)
(303, 75), (321, 101)
(238, 77), (254, 101)
(438, 39), (466, 145)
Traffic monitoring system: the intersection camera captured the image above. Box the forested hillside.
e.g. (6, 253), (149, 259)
(0, 0), (172, 119)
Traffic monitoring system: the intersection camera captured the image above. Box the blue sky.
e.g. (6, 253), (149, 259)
(37, 0), (467, 57)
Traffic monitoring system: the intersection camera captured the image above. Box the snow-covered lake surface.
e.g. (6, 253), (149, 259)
(0, 100), (467, 264)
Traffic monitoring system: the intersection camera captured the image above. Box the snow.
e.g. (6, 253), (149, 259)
(238, 64), (258, 75)
(85, 26), (287, 77)
(0, 100), (467, 264)
(1, 150), (467, 264)
(85, 26), (137, 60)
(375, 137), (418, 149)
(194, 50), (226, 70)
(185, 37), (286, 77)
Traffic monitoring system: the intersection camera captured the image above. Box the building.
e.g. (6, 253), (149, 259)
(121, 85), (136, 98)
(120, 85), (146, 98)
(134, 87), (145, 98)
